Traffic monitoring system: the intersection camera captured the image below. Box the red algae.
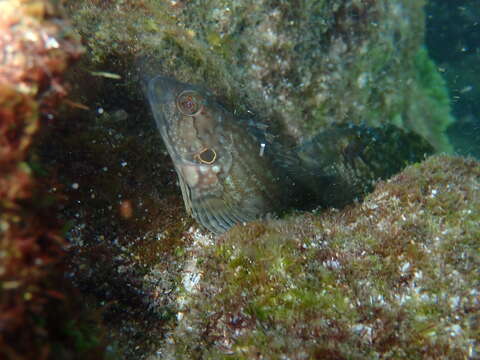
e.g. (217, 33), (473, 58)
(0, 1), (105, 359)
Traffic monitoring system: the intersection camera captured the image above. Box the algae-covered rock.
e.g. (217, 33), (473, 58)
(29, 0), (465, 358)
(0, 1), (108, 359)
(66, 0), (453, 151)
(171, 155), (479, 359)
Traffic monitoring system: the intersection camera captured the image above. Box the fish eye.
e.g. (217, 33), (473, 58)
(176, 90), (203, 116)
(195, 147), (217, 164)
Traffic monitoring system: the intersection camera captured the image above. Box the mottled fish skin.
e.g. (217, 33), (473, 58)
(145, 76), (434, 234)
(293, 124), (434, 208)
(145, 76), (292, 234)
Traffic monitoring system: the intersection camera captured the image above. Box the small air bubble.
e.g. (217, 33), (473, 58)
(45, 36), (60, 49)
(259, 143), (266, 157)
(460, 86), (473, 93)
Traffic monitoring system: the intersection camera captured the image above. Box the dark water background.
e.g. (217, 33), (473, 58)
(426, 0), (480, 158)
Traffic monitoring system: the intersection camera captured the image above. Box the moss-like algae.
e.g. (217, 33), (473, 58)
(171, 155), (479, 359)
(66, 0), (454, 151)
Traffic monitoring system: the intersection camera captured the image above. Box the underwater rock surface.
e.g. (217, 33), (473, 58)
(67, 0), (453, 151)
(170, 155), (480, 359)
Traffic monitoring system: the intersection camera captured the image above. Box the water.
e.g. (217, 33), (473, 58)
(426, 0), (480, 158)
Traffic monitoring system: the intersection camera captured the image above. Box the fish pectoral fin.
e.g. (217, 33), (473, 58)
(178, 176), (194, 216)
(191, 194), (257, 234)
(178, 172), (257, 234)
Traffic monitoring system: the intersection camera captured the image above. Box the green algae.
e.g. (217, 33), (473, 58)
(171, 155), (480, 359)
(409, 47), (454, 152)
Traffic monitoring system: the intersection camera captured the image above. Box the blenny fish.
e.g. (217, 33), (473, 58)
(145, 76), (433, 234)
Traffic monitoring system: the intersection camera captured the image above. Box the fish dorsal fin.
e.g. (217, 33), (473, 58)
(293, 124), (434, 208)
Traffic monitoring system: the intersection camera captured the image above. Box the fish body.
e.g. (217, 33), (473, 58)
(145, 77), (433, 234)
(293, 124), (434, 208)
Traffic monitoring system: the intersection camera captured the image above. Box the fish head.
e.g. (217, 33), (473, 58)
(145, 76), (235, 218)
(145, 76), (292, 233)
(147, 77), (222, 157)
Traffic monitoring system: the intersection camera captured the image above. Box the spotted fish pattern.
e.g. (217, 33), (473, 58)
(145, 76), (298, 233)
(145, 76), (433, 234)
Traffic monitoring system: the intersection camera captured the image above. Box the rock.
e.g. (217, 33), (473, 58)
(66, 0), (453, 151)
(172, 155), (479, 359)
